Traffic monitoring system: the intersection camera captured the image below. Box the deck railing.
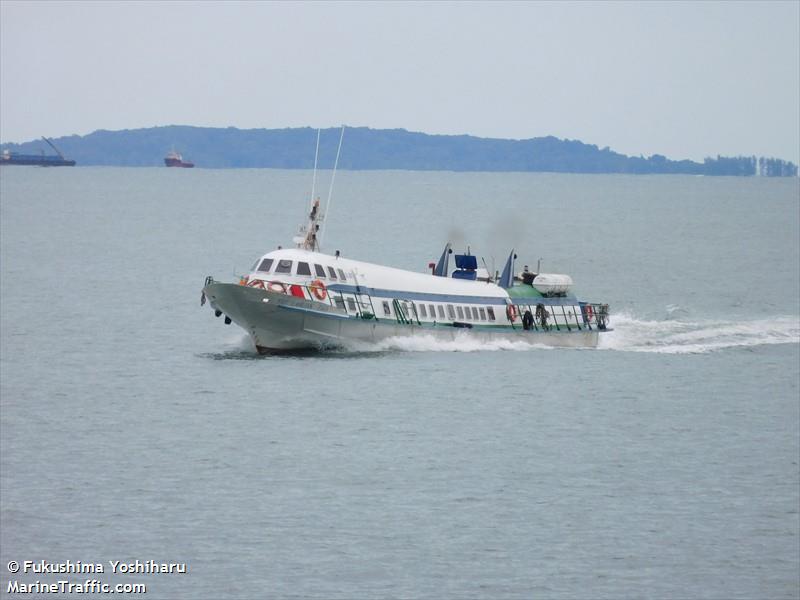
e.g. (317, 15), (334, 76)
(510, 302), (609, 331)
(238, 277), (379, 321)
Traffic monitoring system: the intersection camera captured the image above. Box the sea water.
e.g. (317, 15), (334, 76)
(1, 167), (798, 599)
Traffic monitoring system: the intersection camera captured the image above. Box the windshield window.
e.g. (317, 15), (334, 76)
(257, 258), (273, 273)
(276, 260), (293, 274)
(297, 262), (312, 276)
(314, 264), (326, 277)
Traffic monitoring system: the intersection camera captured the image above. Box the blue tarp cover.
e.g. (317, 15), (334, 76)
(454, 255), (478, 270)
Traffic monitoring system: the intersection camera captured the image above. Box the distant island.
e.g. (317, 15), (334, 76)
(1, 125), (797, 176)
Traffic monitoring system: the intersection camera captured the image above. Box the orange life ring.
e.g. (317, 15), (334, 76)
(267, 281), (286, 294)
(247, 279), (265, 289)
(506, 304), (517, 322)
(585, 305), (594, 321)
(310, 279), (327, 300)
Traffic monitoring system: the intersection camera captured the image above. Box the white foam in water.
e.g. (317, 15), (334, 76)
(599, 312), (800, 354)
(347, 333), (549, 353)
(224, 331), (257, 353)
(222, 313), (799, 355)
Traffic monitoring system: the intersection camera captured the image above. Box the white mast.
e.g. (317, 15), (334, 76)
(310, 128), (320, 207)
(318, 125), (345, 250)
(294, 129), (323, 251)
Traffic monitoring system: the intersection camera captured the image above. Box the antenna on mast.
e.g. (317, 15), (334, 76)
(310, 128), (320, 206)
(318, 125), (345, 249)
(294, 126), (344, 252)
(294, 129), (323, 251)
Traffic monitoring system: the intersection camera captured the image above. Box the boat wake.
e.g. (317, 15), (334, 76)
(355, 315), (799, 354)
(211, 313), (799, 357)
(599, 313), (800, 354)
(346, 334), (550, 354)
(211, 331), (550, 356)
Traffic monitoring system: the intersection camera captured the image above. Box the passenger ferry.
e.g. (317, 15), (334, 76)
(201, 197), (610, 353)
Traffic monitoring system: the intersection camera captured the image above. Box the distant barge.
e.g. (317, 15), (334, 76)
(1, 137), (75, 167)
(164, 150), (194, 168)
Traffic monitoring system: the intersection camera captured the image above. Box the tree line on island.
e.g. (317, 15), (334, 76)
(1, 125), (796, 176)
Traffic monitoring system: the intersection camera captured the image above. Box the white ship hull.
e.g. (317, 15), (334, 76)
(203, 283), (600, 352)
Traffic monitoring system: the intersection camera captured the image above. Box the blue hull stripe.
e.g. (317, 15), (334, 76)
(325, 283), (502, 305)
(509, 297), (580, 306)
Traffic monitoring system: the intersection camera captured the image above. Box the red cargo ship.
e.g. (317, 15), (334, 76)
(164, 150), (194, 168)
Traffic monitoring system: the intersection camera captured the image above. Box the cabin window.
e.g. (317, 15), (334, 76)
(257, 258), (273, 273)
(296, 262), (312, 276)
(337, 269), (347, 281)
(419, 304), (427, 318)
(471, 307), (479, 320)
(327, 267), (338, 280)
(479, 307), (486, 321)
(382, 301), (391, 316)
(437, 305), (445, 319)
(334, 296), (345, 309)
(456, 306), (464, 319)
(447, 305), (455, 319)
(314, 264), (326, 277)
(276, 260), (293, 274)
(429, 304), (436, 318)
(347, 298), (356, 311)
(487, 307), (496, 321)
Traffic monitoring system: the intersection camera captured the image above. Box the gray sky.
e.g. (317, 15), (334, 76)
(1, 0), (798, 163)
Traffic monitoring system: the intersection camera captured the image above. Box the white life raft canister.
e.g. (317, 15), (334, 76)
(532, 273), (573, 295)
